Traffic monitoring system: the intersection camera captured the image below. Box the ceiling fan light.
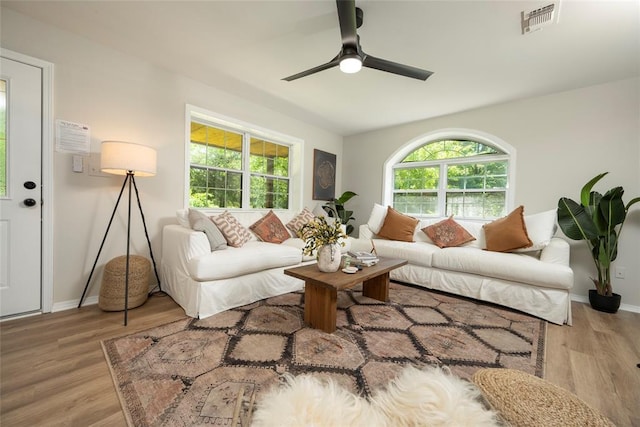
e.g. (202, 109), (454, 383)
(339, 56), (362, 74)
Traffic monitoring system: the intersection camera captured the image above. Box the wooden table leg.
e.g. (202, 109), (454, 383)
(362, 272), (389, 302)
(304, 281), (338, 333)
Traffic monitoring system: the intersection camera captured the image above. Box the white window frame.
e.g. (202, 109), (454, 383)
(383, 128), (516, 220)
(185, 104), (304, 211)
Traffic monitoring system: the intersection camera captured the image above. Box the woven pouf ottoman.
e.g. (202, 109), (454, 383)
(472, 369), (614, 427)
(99, 255), (150, 311)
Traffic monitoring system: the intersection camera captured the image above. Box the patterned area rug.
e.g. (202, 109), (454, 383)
(102, 282), (546, 426)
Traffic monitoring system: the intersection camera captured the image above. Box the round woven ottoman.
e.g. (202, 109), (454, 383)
(472, 369), (614, 427)
(99, 255), (150, 311)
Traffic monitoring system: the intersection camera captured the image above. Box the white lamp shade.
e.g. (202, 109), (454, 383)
(339, 56), (362, 74)
(100, 141), (157, 176)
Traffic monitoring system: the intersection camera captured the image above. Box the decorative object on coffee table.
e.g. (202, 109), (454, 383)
(78, 141), (162, 326)
(557, 172), (639, 313)
(322, 190), (358, 235)
(300, 215), (346, 273)
(99, 255), (150, 311)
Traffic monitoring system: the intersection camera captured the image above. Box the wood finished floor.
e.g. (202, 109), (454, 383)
(1, 293), (639, 426)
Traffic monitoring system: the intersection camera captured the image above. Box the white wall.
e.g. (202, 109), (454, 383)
(344, 78), (640, 308)
(1, 8), (343, 305)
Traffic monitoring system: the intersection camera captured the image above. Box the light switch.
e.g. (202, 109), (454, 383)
(73, 155), (83, 173)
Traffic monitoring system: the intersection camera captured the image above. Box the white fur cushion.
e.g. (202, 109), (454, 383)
(252, 365), (500, 427)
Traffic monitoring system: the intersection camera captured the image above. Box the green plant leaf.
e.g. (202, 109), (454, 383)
(626, 196), (640, 211)
(336, 191), (357, 205)
(580, 172), (608, 207)
(557, 197), (598, 241)
(599, 187), (626, 229)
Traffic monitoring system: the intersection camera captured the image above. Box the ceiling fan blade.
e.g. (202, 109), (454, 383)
(363, 54), (433, 81)
(282, 57), (341, 81)
(336, 0), (358, 47)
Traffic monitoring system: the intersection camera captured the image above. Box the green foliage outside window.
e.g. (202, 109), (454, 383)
(393, 139), (508, 219)
(189, 122), (290, 209)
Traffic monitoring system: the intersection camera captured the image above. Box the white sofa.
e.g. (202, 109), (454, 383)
(349, 206), (574, 325)
(161, 209), (350, 319)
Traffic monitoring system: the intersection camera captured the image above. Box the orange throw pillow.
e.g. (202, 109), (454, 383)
(377, 207), (419, 242)
(483, 206), (533, 252)
(250, 210), (291, 244)
(423, 216), (476, 248)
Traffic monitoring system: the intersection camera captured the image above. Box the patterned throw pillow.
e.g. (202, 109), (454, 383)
(188, 209), (227, 251)
(286, 208), (315, 238)
(423, 216), (476, 248)
(377, 206), (419, 242)
(483, 205), (533, 252)
(250, 210), (291, 244)
(211, 211), (252, 248)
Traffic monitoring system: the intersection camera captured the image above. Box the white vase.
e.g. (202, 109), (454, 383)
(317, 243), (341, 272)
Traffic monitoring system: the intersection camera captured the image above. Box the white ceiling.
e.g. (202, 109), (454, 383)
(4, 0), (639, 136)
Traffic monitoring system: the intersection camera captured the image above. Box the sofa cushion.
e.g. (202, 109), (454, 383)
(431, 246), (573, 290)
(188, 209), (227, 251)
(250, 210), (291, 244)
(367, 239), (438, 268)
(513, 209), (557, 253)
(286, 207), (315, 238)
(423, 216), (476, 248)
(211, 211), (252, 247)
(188, 241), (303, 281)
(367, 203), (388, 234)
(377, 207), (419, 242)
(483, 206), (532, 252)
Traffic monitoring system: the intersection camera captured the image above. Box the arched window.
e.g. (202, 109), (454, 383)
(384, 129), (515, 220)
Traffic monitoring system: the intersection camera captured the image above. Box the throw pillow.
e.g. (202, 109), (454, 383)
(483, 206), (533, 252)
(377, 206), (419, 242)
(211, 210), (252, 248)
(250, 210), (291, 244)
(366, 203), (388, 234)
(286, 207), (315, 238)
(423, 216), (476, 248)
(513, 209), (558, 253)
(188, 209), (227, 251)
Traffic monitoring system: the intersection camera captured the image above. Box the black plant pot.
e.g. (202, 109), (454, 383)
(588, 289), (621, 313)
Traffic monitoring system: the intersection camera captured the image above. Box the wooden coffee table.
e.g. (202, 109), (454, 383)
(284, 257), (407, 333)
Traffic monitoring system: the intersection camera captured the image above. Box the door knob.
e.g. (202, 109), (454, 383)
(24, 198), (37, 207)
(24, 181), (37, 190)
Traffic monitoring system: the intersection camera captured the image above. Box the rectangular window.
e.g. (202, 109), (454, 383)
(249, 138), (289, 209)
(187, 106), (300, 210)
(392, 166), (439, 215)
(445, 161), (507, 217)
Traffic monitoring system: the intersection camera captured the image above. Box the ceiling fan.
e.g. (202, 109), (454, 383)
(282, 0), (433, 82)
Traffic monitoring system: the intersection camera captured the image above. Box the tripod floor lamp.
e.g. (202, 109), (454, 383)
(78, 141), (161, 326)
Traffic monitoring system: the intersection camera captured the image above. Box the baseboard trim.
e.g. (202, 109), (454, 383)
(570, 293), (640, 314)
(52, 296), (99, 312)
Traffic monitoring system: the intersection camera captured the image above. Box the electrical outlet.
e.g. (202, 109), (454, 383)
(615, 267), (626, 279)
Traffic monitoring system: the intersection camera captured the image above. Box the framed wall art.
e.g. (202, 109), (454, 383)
(312, 149), (336, 200)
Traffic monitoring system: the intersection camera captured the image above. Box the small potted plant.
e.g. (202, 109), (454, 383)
(301, 216), (346, 272)
(323, 191), (358, 235)
(557, 172), (639, 313)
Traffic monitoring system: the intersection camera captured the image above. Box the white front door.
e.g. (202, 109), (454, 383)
(0, 57), (43, 317)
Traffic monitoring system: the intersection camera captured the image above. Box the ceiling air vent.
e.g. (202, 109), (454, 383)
(521, 3), (557, 34)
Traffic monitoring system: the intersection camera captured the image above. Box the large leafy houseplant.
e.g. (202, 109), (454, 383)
(323, 191), (358, 235)
(557, 172), (640, 297)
